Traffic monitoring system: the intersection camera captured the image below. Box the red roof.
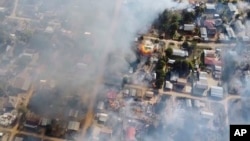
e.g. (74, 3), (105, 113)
(204, 20), (215, 29)
(204, 57), (222, 66)
(126, 127), (136, 141)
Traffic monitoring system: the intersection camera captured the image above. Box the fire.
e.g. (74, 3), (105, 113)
(138, 40), (156, 55)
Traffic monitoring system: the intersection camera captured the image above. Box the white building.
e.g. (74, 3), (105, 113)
(186, 99), (192, 107)
(200, 110), (214, 119)
(165, 81), (173, 90)
(225, 25), (236, 39)
(172, 49), (188, 57)
(194, 100), (205, 108)
(0, 110), (17, 126)
(168, 59), (175, 64)
(234, 20), (245, 32)
(183, 24), (195, 31)
(200, 27), (208, 40)
(67, 121), (80, 131)
(145, 91), (154, 98)
(228, 3), (238, 15)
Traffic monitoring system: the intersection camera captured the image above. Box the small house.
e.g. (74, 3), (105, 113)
(183, 24), (195, 31)
(67, 121), (80, 131)
(168, 59), (175, 65)
(14, 137), (24, 141)
(145, 91), (154, 99)
(165, 81), (173, 90)
(96, 113), (109, 124)
(200, 110), (214, 119)
(193, 100), (206, 108)
(205, 3), (216, 13)
(130, 89), (137, 97)
(11, 77), (31, 92)
(170, 72), (179, 82)
(200, 27), (208, 40)
(177, 78), (187, 87)
(45, 26), (54, 34)
(68, 109), (79, 118)
(203, 20), (216, 35)
(204, 50), (215, 58)
(126, 127), (136, 141)
(186, 99), (192, 108)
(210, 86), (224, 99)
(97, 101), (105, 111)
(234, 20), (245, 32)
(185, 86), (192, 94)
(23, 113), (40, 129)
(227, 3), (238, 16)
(214, 65), (222, 72)
(39, 118), (51, 126)
(172, 49), (188, 57)
(204, 57), (221, 66)
(195, 77), (209, 89)
(225, 26), (236, 39)
(218, 33), (229, 42)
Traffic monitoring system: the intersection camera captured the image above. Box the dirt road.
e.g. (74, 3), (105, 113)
(11, 0), (18, 17)
(80, 0), (123, 138)
(125, 83), (240, 126)
(143, 36), (236, 49)
(0, 126), (65, 141)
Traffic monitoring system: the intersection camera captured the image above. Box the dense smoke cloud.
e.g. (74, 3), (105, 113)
(27, 0), (228, 141)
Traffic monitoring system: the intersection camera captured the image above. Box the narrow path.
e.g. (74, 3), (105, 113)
(11, 0), (18, 17)
(81, 0), (123, 138)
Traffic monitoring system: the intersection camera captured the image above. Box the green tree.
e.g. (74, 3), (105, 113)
(169, 22), (179, 37)
(195, 6), (204, 17)
(156, 58), (166, 70)
(189, 41), (197, 53)
(182, 41), (189, 49)
(156, 69), (165, 79)
(68, 96), (79, 108)
(171, 13), (181, 23)
(200, 52), (205, 64)
(17, 105), (28, 116)
(173, 60), (182, 71)
(155, 77), (164, 89)
(182, 60), (190, 73)
(182, 10), (195, 23)
(165, 47), (173, 57)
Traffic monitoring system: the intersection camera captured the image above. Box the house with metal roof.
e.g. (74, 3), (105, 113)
(165, 81), (173, 90)
(183, 24), (195, 31)
(200, 27), (208, 40)
(205, 3), (216, 13)
(234, 20), (245, 32)
(225, 25), (236, 39)
(11, 77), (31, 92)
(126, 127), (137, 141)
(210, 86), (224, 99)
(67, 121), (80, 131)
(200, 110), (214, 119)
(172, 49), (188, 57)
(227, 3), (238, 15)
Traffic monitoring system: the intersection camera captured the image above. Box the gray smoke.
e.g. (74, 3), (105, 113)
(17, 0), (229, 141)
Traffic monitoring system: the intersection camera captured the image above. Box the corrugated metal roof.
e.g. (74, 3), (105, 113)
(67, 121), (80, 131)
(210, 86), (223, 98)
(183, 24), (195, 31)
(228, 3), (237, 12)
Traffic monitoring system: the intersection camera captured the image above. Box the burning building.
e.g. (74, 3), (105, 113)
(138, 40), (156, 56)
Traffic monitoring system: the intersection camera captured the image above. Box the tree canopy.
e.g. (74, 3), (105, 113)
(173, 60), (192, 76)
(154, 9), (182, 38)
(165, 47), (173, 57)
(182, 10), (195, 24)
